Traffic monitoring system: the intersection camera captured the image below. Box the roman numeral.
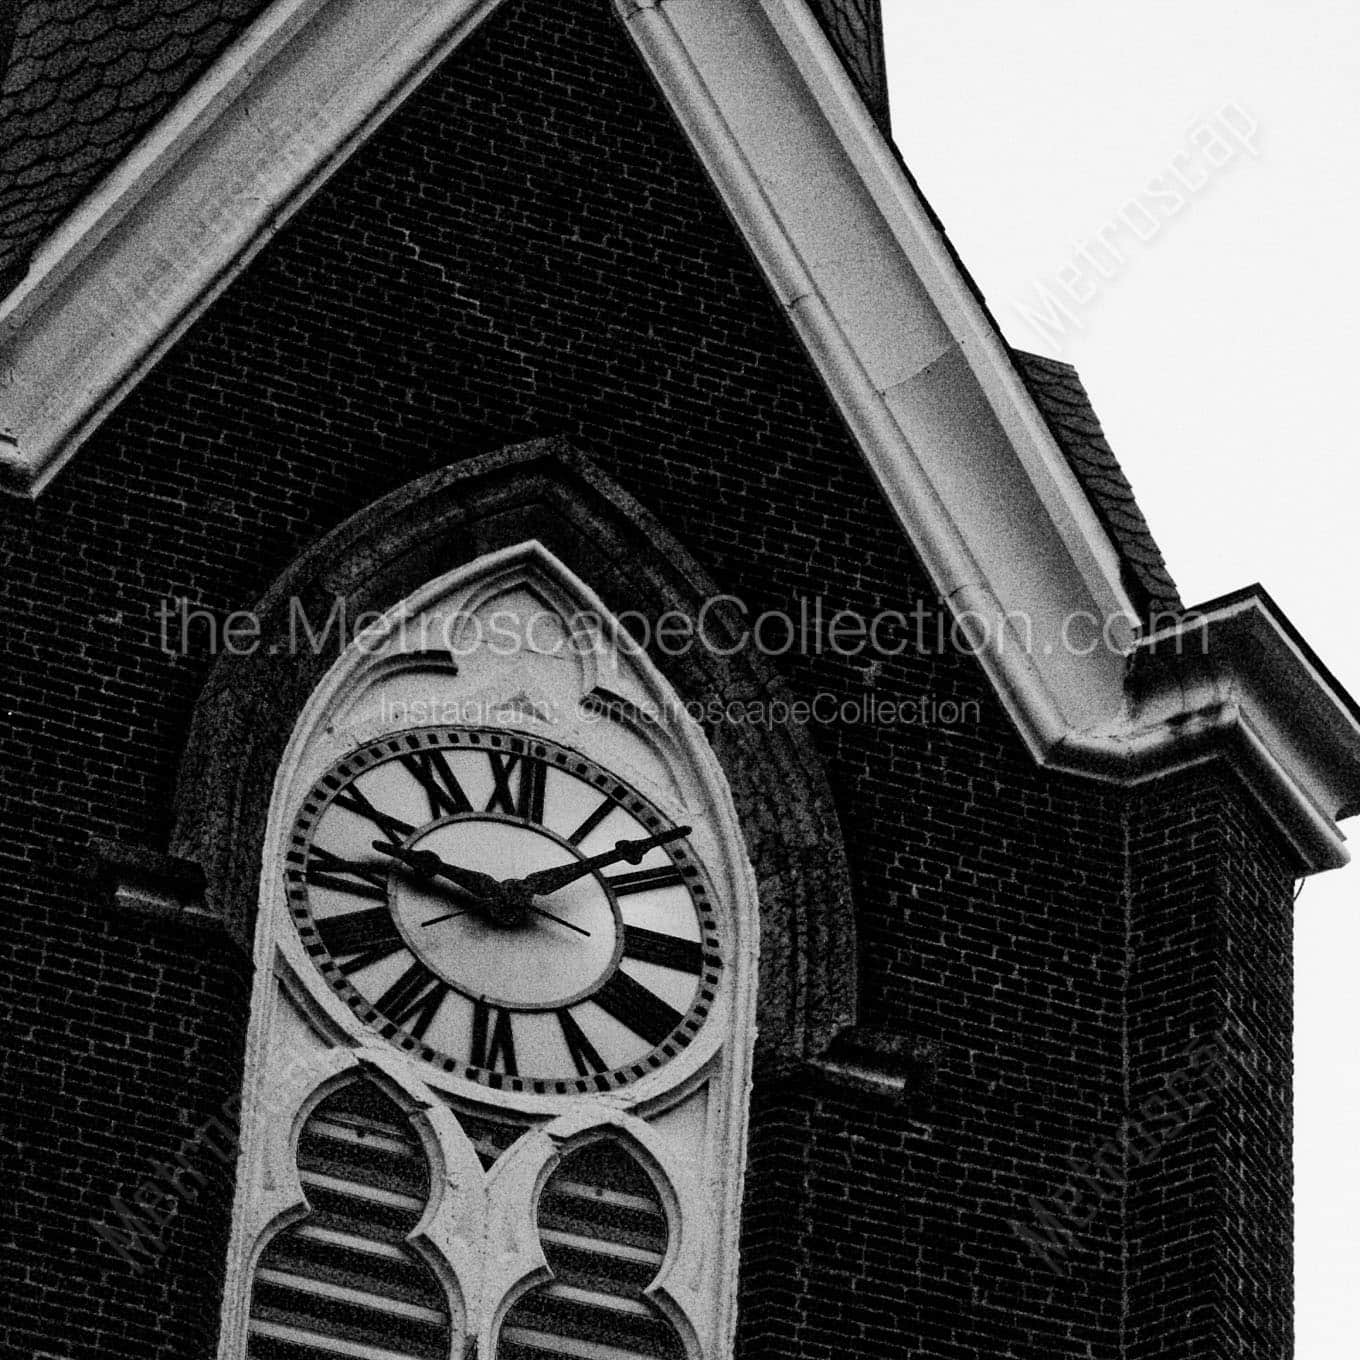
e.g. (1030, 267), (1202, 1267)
(485, 752), (546, 822)
(374, 962), (449, 1040)
(557, 1008), (607, 1077)
(317, 907), (403, 960)
(485, 752), (519, 814)
(567, 795), (614, 846)
(591, 970), (684, 1049)
(331, 784), (417, 845)
(399, 749), (473, 820)
(305, 845), (388, 901)
(470, 999), (518, 1075)
(517, 757), (546, 822)
(621, 925), (704, 974)
(605, 865), (685, 896)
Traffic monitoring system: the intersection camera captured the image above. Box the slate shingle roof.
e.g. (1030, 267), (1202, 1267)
(0, 1), (896, 292)
(808, 0), (888, 128)
(0, 0), (272, 293)
(1015, 349), (1182, 621)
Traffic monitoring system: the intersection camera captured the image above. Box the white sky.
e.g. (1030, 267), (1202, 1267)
(881, 5), (1360, 1353)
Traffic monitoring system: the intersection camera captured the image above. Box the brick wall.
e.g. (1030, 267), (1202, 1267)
(1125, 772), (1293, 1359)
(0, 1), (1294, 1356)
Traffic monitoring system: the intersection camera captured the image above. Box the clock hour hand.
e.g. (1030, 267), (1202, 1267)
(373, 842), (590, 937)
(369, 841), (498, 900)
(514, 825), (692, 897)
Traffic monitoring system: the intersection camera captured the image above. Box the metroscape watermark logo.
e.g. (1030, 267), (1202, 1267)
(156, 591), (1203, 665)
(91, 1047), (333, 1273)
(1008, 1028), (1263, 1277)
(1014, 102), (1262, 350)
(373, 689), (983, 733)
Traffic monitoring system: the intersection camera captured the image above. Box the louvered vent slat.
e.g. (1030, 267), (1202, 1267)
(499, 1323), (677, 1360)
(246, 1080), (452, 1360)
(262, 1237), (444, 1309)
(497, 1140), (685, 1360)
(248, 1315), (432, 1360)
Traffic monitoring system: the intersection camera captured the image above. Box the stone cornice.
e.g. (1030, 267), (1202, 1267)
(614, 0), (1360, 870)
(1112, 589), (1360, 868)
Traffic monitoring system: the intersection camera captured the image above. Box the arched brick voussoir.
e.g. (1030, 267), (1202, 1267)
(170, 436), (856, 1069)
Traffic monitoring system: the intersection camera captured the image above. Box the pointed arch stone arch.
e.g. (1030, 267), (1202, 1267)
(483, 1105), (713, 1358)
(220, 1046), (488, 1359)
(242, 1072), (460, 1358)
(172, 437), (855, 1067)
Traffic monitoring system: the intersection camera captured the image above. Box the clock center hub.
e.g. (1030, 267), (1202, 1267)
(387, 817), (620, 1011)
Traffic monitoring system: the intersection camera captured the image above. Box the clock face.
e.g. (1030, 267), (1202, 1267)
(284, 727), (723, 1094)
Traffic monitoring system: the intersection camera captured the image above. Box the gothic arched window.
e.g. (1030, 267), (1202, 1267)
(215, 535), (760, 1358)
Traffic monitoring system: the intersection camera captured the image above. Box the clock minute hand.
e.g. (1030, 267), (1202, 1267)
(369, 841), (499, 899)
(516, 825), (692, 897)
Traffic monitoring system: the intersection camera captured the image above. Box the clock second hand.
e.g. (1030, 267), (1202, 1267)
(420, 901), (588, 936)
(421, 909), (467, 928)
(526, 903), (590, 937)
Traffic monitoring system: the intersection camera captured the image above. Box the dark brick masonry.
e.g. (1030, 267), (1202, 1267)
(0, 1), (1294, 1356)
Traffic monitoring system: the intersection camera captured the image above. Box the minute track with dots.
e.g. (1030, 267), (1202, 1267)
(285, 726), (723, 1095)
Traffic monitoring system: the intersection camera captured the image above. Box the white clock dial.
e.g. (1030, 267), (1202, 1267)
(284, 727), (723, 1095)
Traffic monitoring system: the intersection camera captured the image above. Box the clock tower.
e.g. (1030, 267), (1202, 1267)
(0, 3), (1354, 1359)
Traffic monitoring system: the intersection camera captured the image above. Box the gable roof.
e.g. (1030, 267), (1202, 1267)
(0, 0), (271, 295)
(0, 0), (1354, 868)
(0, 0), (1166, 628)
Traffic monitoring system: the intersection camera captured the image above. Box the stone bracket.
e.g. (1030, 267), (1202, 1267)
(87, 835), (226, 939)
(804, 1024), (939, 1119)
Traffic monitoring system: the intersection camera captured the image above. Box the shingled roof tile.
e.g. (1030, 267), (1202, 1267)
(71, 10), (112, 41)
(1014, 349), (1182, 621)
(0, 0), (271, 291)
(808, 0), (889, 128)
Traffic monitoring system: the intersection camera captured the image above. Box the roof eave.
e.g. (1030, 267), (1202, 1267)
(0, 0), (513, 497)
